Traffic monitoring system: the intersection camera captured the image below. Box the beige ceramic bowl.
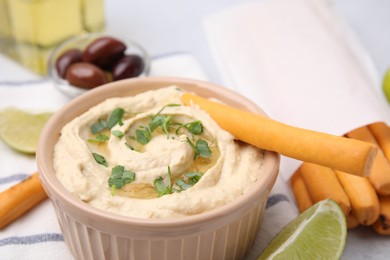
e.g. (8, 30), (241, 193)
(36, 77), (279, 260)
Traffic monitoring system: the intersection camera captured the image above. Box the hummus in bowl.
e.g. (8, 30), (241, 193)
(37, 77), (279, 260)
(54, 86), (265, 219)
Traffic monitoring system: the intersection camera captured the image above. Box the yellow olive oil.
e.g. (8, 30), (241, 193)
(0, 0), (105, 75)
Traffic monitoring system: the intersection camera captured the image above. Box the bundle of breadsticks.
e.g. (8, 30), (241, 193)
(291, 122), (390, 235)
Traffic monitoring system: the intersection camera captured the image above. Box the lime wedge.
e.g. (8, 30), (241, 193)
(0, 108), (52, 154)
(257, 199), (347, 260)
(383, 69), (390, 103)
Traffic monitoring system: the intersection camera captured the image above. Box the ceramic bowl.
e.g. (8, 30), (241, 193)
(36, 77), (279, 260)
(47, 32), (150, 98)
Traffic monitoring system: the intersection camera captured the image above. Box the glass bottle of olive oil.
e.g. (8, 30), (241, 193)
(0, 0), (105, 75)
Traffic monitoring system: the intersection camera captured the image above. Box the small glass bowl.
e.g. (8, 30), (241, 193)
(47, 32), (150, 98)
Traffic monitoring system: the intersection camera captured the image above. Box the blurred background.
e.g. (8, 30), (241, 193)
(0, 0), (389, 86)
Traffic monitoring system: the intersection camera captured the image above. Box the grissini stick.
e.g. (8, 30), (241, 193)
(290, 169), (313, 213)
(368, 122), (390, 161)
(181, 93), (377, 177)
(299, 162), (351, 216)
(372, 195), (390, 235)
(346, 214), (360, 229)
(346, 126), (390, 195)
(335, 170), (380, 226)
(0, 172), (47, 229)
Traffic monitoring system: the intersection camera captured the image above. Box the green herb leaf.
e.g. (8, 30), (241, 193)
(186, 137), (212, 160)
(122, 170), (135, 184)
(186, 136), (196, 149)
(175, 172), (203, 191)
(167, 165), (172, 189)
(91, 119), (107, 134)
(149, 115), (163, 132)
(111, 165), (125, 178)
(154, 104), (181, 117)
(185, 172), (203, 185)
(112, 130), (124, 138)
(196, 139), (212, 159)
(108, 178), (124, 189)
(92, 152), (108, 167)
(186, 120), (203, 135)
(154, 176), (169, 196)
(176, 179), (192, 190)
(88, 134), (109, 143)
(136, 126), (151, 144)
(149, 115), (172, 134)
(91, 108), (124, 134)
(148, 104), (180, 135)
(161, 116), (172, 134)
(108, 165), (136, 191)
(154, 166), (173, 197)
(107, 108), (125, 129)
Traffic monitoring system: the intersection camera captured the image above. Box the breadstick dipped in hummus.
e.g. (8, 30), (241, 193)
(182, 94), (377, 177)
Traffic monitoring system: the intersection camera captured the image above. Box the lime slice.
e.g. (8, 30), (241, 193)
(257, 199), (347, 260)
(383, 69), (390, 103)
(0, 108), (52, 154)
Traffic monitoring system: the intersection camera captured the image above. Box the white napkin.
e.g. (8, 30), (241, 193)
(204, 0), (390, 258)
(204, 0), (390, 179)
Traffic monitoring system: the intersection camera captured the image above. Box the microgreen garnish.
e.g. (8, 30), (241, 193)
(90, 108), (125, 134)
(196, 139), (212, 158)
(112, 130), (124, 138)
(148, 104), (180, 134)
(176, 120), (203, 135)
(175, 179), (192, 190)
(108, 165), (136, 194)
(154, 166), (173, 197)
(185, 172), (203, 185)
(107, 108), (125, 128)
(154, 104), (181, 117)
(92, 152), (108, 167)
(186, 137), (212, 160)
(91, 119), (107, 134)
(186, 120), (203, 135)
(88, 134), (109, 143)
(149, 115), (172, 134)
(136, 126), (151, 144)
(175, 172), (203, 191)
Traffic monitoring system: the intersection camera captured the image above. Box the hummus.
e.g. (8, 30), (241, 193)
(54, 87), (265, 218)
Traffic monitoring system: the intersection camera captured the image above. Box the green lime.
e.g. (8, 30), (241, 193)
(0, 108), (52, 154)
(257, 199), (347, 260)
(382, 68), (390, 103)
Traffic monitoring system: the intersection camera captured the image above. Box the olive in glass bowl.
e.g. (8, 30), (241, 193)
(48, 33), (150, 98)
